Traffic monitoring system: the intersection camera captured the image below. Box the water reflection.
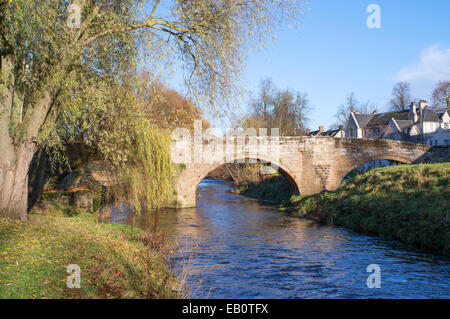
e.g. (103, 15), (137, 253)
(111, 179), (450, 299)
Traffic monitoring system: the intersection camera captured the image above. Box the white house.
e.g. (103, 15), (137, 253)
(345, 100), (449, 172)
(347, 100), (450, 146)
(306, 125), (346, 138)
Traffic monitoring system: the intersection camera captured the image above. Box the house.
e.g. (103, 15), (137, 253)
(346, 110), (410, 139)
(306, 125), (345, 138)
(345, 100), (449, 171)
(346, 100), (450, 146)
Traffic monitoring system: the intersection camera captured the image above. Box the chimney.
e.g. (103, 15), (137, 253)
(306, 128), (310, 133)
(339, 125), (344, 130)
(319, 126), (324, 132)
(409, 102), (418, 122)
(418, 100), (428, 110)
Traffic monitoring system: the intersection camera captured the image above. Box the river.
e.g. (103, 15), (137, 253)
(111, 179), (450, 298)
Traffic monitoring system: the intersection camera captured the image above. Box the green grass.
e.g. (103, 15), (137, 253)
(0, 206), (179, 298)
(238, 176), (292, 203)
(283, 163), (450, 256)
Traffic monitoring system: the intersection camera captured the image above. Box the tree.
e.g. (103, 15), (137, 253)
(334, 92), (377, 126)
(335, 92), (360, 125)
(431, 81), (450, 111)
(243, 78), (311, 136)
(137, 76), (209, 131)
(389, 81), (412, 111)
(0, 0), (306, 220)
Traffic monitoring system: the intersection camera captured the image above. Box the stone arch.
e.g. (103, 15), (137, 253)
(338, 154), (413, 185)
(194, 155), (301, 196)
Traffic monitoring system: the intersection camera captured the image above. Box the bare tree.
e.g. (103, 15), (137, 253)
(243, 79), (311, 136)
(335, 92), (360, 125)
(431, 81), (450, 111)
(389, 82), (412, 111)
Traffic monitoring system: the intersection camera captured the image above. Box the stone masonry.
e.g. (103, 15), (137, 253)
(171, 137), (431, 208)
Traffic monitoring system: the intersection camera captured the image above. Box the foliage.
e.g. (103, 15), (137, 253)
(283, 163), (450, 256)
(1, 0), (307, 219)
(239, 176), (291, 203)
(46, 74), (175, 214)
(1, 0), (308, 146)
(137, 74), (209, 131)
(242, 78), (311, 135)
(224, 163), (264, 186)
(106, 126), (174, 214)
(0, 209), (178, 298)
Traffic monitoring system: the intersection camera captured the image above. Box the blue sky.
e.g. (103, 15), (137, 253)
(240, 0), (450, 130)
(160, 0), (450, 131)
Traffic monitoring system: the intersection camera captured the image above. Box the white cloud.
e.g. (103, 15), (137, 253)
(394, 45), (450, 83)
(393, 45), (450, 99)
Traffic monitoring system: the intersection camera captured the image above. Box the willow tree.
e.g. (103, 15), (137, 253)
(0, 0), (306, 220)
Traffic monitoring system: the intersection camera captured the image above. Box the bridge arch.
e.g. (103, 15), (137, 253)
(172, 154), (302, 208)
(194, 155), (301, 196)
(338, 154), (414, 185)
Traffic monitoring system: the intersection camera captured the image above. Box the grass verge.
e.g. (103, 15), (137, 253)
(237, 176), (292, 203)
(282, 163), (450, 256)
(0, 204), (179, 298)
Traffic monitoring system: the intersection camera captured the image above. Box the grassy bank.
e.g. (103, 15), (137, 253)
(0, 205), (179, 298)
(238, 176), (292, 203)
(282, 163), (450, 256)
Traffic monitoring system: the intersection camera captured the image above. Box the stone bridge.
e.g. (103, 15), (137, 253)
(171, 137), (430, 207)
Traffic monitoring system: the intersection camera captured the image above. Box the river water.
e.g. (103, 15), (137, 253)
(111, 179), (450, 298)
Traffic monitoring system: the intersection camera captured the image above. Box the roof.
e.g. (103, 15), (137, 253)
(438, 109), (450, 120)
(321, 129), (342, 137)
(352, 113), (373, 128)
(367, 111), (409, 126)
(307, 128), (344, 137)
(394, 119), (414, 130)
(352, 107), (442, 129)
(419, 108), (439, 122)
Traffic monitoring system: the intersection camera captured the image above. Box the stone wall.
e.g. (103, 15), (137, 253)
(414, 146), (450, 163)
(42, 189), (93, 212)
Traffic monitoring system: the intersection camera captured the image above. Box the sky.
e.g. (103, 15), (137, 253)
(161, 0), (450, 132)
(239, 0), (450, 130)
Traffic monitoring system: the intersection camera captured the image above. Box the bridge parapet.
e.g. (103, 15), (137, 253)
(170, 136), (431, 208)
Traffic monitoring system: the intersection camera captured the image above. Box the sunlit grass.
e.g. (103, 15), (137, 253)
(284, 163), (450, 256)
(0, 208), (178, 299)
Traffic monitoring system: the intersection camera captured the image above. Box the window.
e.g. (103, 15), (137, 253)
(445, 140), (449, 145)
(435, 140), (438, 146)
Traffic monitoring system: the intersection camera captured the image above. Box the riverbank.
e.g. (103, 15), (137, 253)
(0, 204), (179, 298)
(282, 163), (450, 257)
(235, 176), (292, 203)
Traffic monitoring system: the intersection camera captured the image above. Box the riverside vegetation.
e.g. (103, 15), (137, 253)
(238, 176), (292, 203)
(280, 163), (450, 256)
(0, 204), (179, 298)
(0, 127), (180, 299)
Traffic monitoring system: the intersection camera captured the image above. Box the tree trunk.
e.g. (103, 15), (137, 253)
(0, 141), (36, 221)
(28, 148), (49, 210)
